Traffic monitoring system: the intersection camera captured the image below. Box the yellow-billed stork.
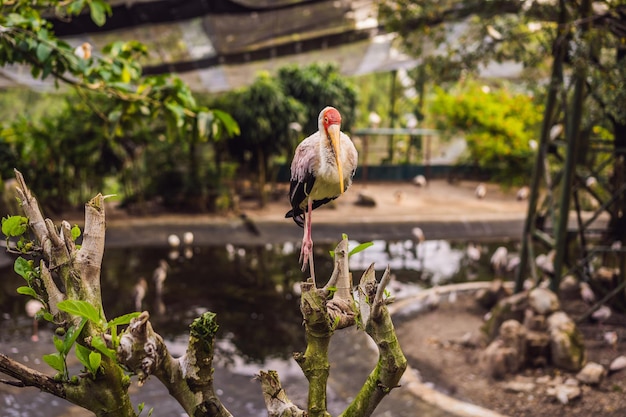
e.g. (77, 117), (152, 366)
(285, 106), (358, 281)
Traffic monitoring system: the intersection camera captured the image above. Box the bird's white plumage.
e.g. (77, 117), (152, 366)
(287, 106), (358, 282)
(290, 127), (357, 207)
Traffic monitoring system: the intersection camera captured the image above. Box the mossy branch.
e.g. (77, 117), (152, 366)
(117, 311), (233, 417)
(280, 237), (406, 417)
(343, 264), (407, 417)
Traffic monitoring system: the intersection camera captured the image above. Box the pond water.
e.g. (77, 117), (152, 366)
(0, 238), (520, 416)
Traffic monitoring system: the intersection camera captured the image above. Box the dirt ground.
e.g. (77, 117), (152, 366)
(390, 288), (626, 417)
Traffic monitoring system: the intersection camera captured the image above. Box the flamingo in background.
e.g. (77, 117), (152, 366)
(285, 106), (358, 282)
(25, 299), (44, 342)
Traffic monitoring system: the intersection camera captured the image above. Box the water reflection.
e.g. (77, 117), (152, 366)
(97, 243), (324, 363)
(1, 238), (520, 352)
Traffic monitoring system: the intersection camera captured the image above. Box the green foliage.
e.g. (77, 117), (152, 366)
(353, 71), (416, 129)
(330, 234), (373, 258)
(75, 344), (102, 378)
(43, 318), (87, 380)
(349, 241), (374, 257)
(70, 224), (81, 241)
(377, 1), (553, 86)
(58, 299), (101, 323)
(2, 215), (28, 237)
(278, 63), (358, 133)
(214, 72), (305, 162)
(209, 71), (306, 204)
(137, 402), (155, 417)
(39, 299), (139, 378)
(12, 255), (45, 303)
(190, 311), (219, 352)
(429, 82), (543, 185)
(0, 0), (240, 213)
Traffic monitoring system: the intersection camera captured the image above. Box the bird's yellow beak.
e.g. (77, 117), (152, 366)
(327, 124), (344, 194)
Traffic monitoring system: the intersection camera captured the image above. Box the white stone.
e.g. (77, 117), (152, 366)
(528, 287), (559, 315)
(548, 384), (581, 404)
(503, 381), (536, 393)
(576, 362), (606, 385)
(609, 356), (626, 372)
(547, 312), (586, 372)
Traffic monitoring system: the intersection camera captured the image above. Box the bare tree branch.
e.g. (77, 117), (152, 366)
(257, 370), (306, 417)
(0, 354), (66, 396)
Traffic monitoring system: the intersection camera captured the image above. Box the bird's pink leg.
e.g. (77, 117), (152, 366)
(299, 198), (315, 282)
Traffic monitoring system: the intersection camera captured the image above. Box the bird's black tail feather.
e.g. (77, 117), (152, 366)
(285, 209), (305, 228)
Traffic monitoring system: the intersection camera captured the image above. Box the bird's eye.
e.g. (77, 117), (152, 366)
(324, 116), (328, 123)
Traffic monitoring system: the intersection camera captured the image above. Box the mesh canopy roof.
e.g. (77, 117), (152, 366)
(0, 0), (420, 92)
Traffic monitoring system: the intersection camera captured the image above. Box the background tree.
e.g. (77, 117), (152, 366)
(211, 72), (306, 208)
(278, 63), (358, 134)
(429, 81), (543, 185)
(0, 1), (239, 214)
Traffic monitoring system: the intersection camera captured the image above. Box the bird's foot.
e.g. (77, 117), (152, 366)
(299, 239), (315, 282)
(299, 241), (312, 270)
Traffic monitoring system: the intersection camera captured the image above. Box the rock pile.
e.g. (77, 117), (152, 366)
(477, 285), (626, 405)
(481, 287), (586, 379)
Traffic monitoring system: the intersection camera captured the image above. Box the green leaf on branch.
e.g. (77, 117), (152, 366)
(88, 351), (101, 374)
(75, 343), (91, 369)
(67, 0), (87, 15)
(53, 335), (64, 353)
(91, 335), (116, 360)
(36, 42), (52, 62)
(329, 236), (373, 258)
(70, 225), (81, 241)
(57, 300), (101, 324)
(16, 286), (37, 297)
(107, 312), (140, 328)
(43, 352), (65, 373)
(349, 241), (374, 257)
(16, 237), (35, 253)
(165, 102), (187, 128)
(88, 0), (111, 27)
(2, 216), (28, 237)
(212, 109), (240, 137)
(76, 344), (102, 377)
(106, 312), (140, 347)
(14, 257), (33, 282)
(62, 319), (88, 355)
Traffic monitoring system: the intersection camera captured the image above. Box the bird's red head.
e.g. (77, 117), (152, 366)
(322, 107), (342, 130)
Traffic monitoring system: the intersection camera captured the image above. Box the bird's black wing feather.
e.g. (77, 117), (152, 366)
(285, 179), (340, 228)
(311, 196), (337, 211)
(285, 172), (315, 227)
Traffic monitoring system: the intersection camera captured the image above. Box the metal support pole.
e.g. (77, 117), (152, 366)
(551, 0), (591, 292)
(515, 9), (567, 292)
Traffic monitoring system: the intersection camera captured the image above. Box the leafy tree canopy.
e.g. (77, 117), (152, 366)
(430, 81), (543, 185)
(0, 0), (239, 212)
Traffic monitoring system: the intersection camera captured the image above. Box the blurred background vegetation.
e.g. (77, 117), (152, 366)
(0, 63), (544, 215)
(0, 0), (621, 220)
